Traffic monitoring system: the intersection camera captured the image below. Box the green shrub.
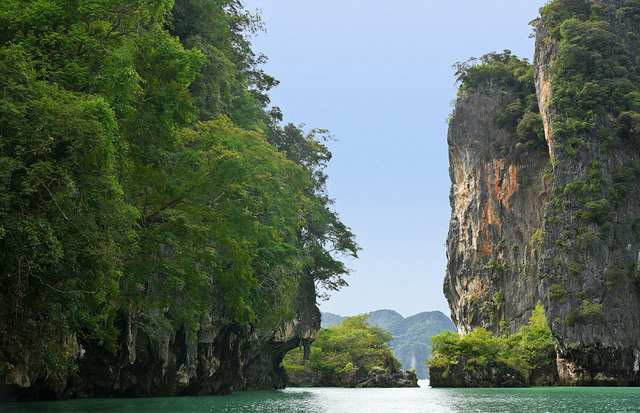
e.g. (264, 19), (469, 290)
(549, 283), (567, 298)
(427, 302), (554, 379)
(282, 315), (401, 376)
(453, 51), (546, 154)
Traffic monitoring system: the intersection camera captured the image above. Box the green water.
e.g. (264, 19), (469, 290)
(3, 382), (640, 412)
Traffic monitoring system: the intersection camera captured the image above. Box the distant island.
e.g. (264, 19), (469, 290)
(321, 309), (455, 379)
(283, 314), (418, 388)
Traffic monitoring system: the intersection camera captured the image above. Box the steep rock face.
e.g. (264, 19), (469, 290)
(0, 277), (320, 401)
(445, 0), (640, 386)
(243, 275), (320, 390)
(445, 82), (550, 335)
(534, 1), (640, 385)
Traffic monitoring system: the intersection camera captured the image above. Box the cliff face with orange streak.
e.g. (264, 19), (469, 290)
(445, 81), (551, 335)
(445, 0), (640, 386)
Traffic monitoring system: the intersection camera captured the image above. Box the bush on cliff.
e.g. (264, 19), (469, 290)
(452, 51), (546, 154)
(427, 302), (555, 385)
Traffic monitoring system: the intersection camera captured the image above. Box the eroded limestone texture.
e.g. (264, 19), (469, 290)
(0, 277), (320, 401)
(445, 82), (550, 336)
(445, 0), (640, 385)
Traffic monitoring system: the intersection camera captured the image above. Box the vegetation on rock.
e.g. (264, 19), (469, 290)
(282, 315), (416, 387)
(453, 51), (546, 154)
(428, 302), (556, 386)
(445, 0), (640, 385)
(0, 0), (358, 388)
(284, 315), (398, 375)
(321, 310), (455, 379)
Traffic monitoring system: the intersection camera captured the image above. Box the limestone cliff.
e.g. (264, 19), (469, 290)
(445, 0), (640, 386)
(0, 276), (320, 401)
(534, 0), (640, 385)
(445, 80), (550, 335)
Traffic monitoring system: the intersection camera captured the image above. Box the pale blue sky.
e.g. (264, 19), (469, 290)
(243, 1), (547, 317)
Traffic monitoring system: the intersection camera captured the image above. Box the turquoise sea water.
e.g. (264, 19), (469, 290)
(3, 381), (640, 413)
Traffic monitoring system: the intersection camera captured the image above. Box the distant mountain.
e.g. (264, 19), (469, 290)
(320, 312), (347, 329)
(320, 309), (455, 379)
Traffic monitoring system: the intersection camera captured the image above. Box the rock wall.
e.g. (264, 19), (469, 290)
(445, 0), (640, 386)
(534, 1), (640, 385)
(445, 82), (550, 335)
(0, 276), (320, 401)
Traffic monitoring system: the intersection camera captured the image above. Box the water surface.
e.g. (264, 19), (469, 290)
(3, 381), (640, 412)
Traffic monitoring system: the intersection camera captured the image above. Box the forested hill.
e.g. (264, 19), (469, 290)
(321, 310), (455, 378)
(0, 0), (357, 400)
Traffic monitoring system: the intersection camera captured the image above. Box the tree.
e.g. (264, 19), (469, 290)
(0, 0), (358, 383)
(283, 315), (400, 374)
(0, 47), (134, 375)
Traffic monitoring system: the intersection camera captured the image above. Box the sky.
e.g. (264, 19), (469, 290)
(242, 0), (548, 318)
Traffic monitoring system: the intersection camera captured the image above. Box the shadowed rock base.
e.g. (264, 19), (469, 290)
(288, 367), (418, 388)
(429, 356), (558, 388)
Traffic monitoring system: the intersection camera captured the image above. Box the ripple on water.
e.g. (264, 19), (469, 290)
(2, 382), (640, 413)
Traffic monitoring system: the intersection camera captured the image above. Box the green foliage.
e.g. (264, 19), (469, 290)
(320, 310), (456, 379)
(530, 228), (545, 249)
(453, 51), (533, 98)
(578, 199), (609, 224)
(549, 283), (568, 298)
(282, 315), (400, 376)
(427, 302), (555, 380)
(266, 124), (359, 296)
(0, 46), (135, 374)
(611, 161), (640, 203)
(428, 328), (525, 377)
(614, 112), (640, 153)
(168, 0), (277, 127)
(566, 300), (604, 326)
(515, 303), (557, 372)
(541, 1), (640, 158)
(0, 0), (357, 379)
(483, 258), (502, 272)
(516, 112), (547, 153)
(125, 117), (310, 329)
(604, 264), (634, 290)
(453, 51), (546, 154)
(538, 0), (640, 263)
(540, 0), (592, 36)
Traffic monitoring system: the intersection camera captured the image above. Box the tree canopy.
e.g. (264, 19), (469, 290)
(0, 0), (358, 378)
(282, 315), (400, 375)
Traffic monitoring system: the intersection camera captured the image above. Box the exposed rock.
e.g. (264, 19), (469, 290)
(529, 364), (560, 387)
(445, 80), (550, 335)
(4, 363), (30, 388)
(243, 275), (320, 390)
(287, 366), (418, 388)
(429, 356), (527, 388)
(0, 275), (320, 401)
(534, 1), (640, 386)
(355, 369), (419, 388)
(444, 0), (640, 387)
